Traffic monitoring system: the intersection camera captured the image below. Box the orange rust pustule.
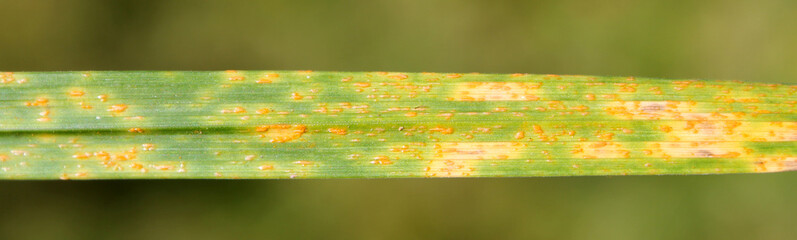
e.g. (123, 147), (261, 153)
(514, 131), (526, 140)
(221, 106), (246, 114)
(290, 92), (304, 100)
(256, 108), (271, 114)
(68, 90), (85, 97)
(327, 127), (348, 135)
(142, 144), (155, 151)
(446, 73), (463, 78)
(429, 127), (454, 134)
(353, 82), (371, 87)
(256, 124), (307, 143)
(0, 72), (18, 84)
(71, 147), (144, 172)
(108, 104), (128, 113)
(388, 74), (409, 80)
(294, 160), (313, 166)
(371, 156), (393, 165)
(25, 97), (49, 107)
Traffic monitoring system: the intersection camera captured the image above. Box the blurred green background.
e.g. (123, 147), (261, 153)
(2, 0), (797, 239)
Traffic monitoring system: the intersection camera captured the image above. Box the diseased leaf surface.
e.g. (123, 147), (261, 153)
(0, 71), (795, 179)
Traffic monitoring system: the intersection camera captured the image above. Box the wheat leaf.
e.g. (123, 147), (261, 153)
(0, 71), (795, 179)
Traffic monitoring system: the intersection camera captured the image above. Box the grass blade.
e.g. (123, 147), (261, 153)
(1, 71), (795, 179)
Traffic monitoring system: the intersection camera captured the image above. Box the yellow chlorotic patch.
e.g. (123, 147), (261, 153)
(572, 142), (630, 159)
(452, 82), (541, 101)
(426, 142), (525, 177)
(754, 157), (797, 172)
(255, 124), (307, 143)
(645, 142), (746, 159)
(744, 122), (797, 141)
(605, 101), (743, 120)
(661, 121), (797, 142)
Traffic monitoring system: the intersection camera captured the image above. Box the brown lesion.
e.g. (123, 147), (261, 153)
(255, 124), (307, 143)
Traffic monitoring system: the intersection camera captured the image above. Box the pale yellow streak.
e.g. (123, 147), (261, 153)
(646, 142), (746, 159)
(451, 82), (541, 101)
(427, 142), (525, 177)
(606, 101), (743, 120)
(755, 157), (797, 172)
(572, 142), (630, 159)
(662, 121), (797, 142)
